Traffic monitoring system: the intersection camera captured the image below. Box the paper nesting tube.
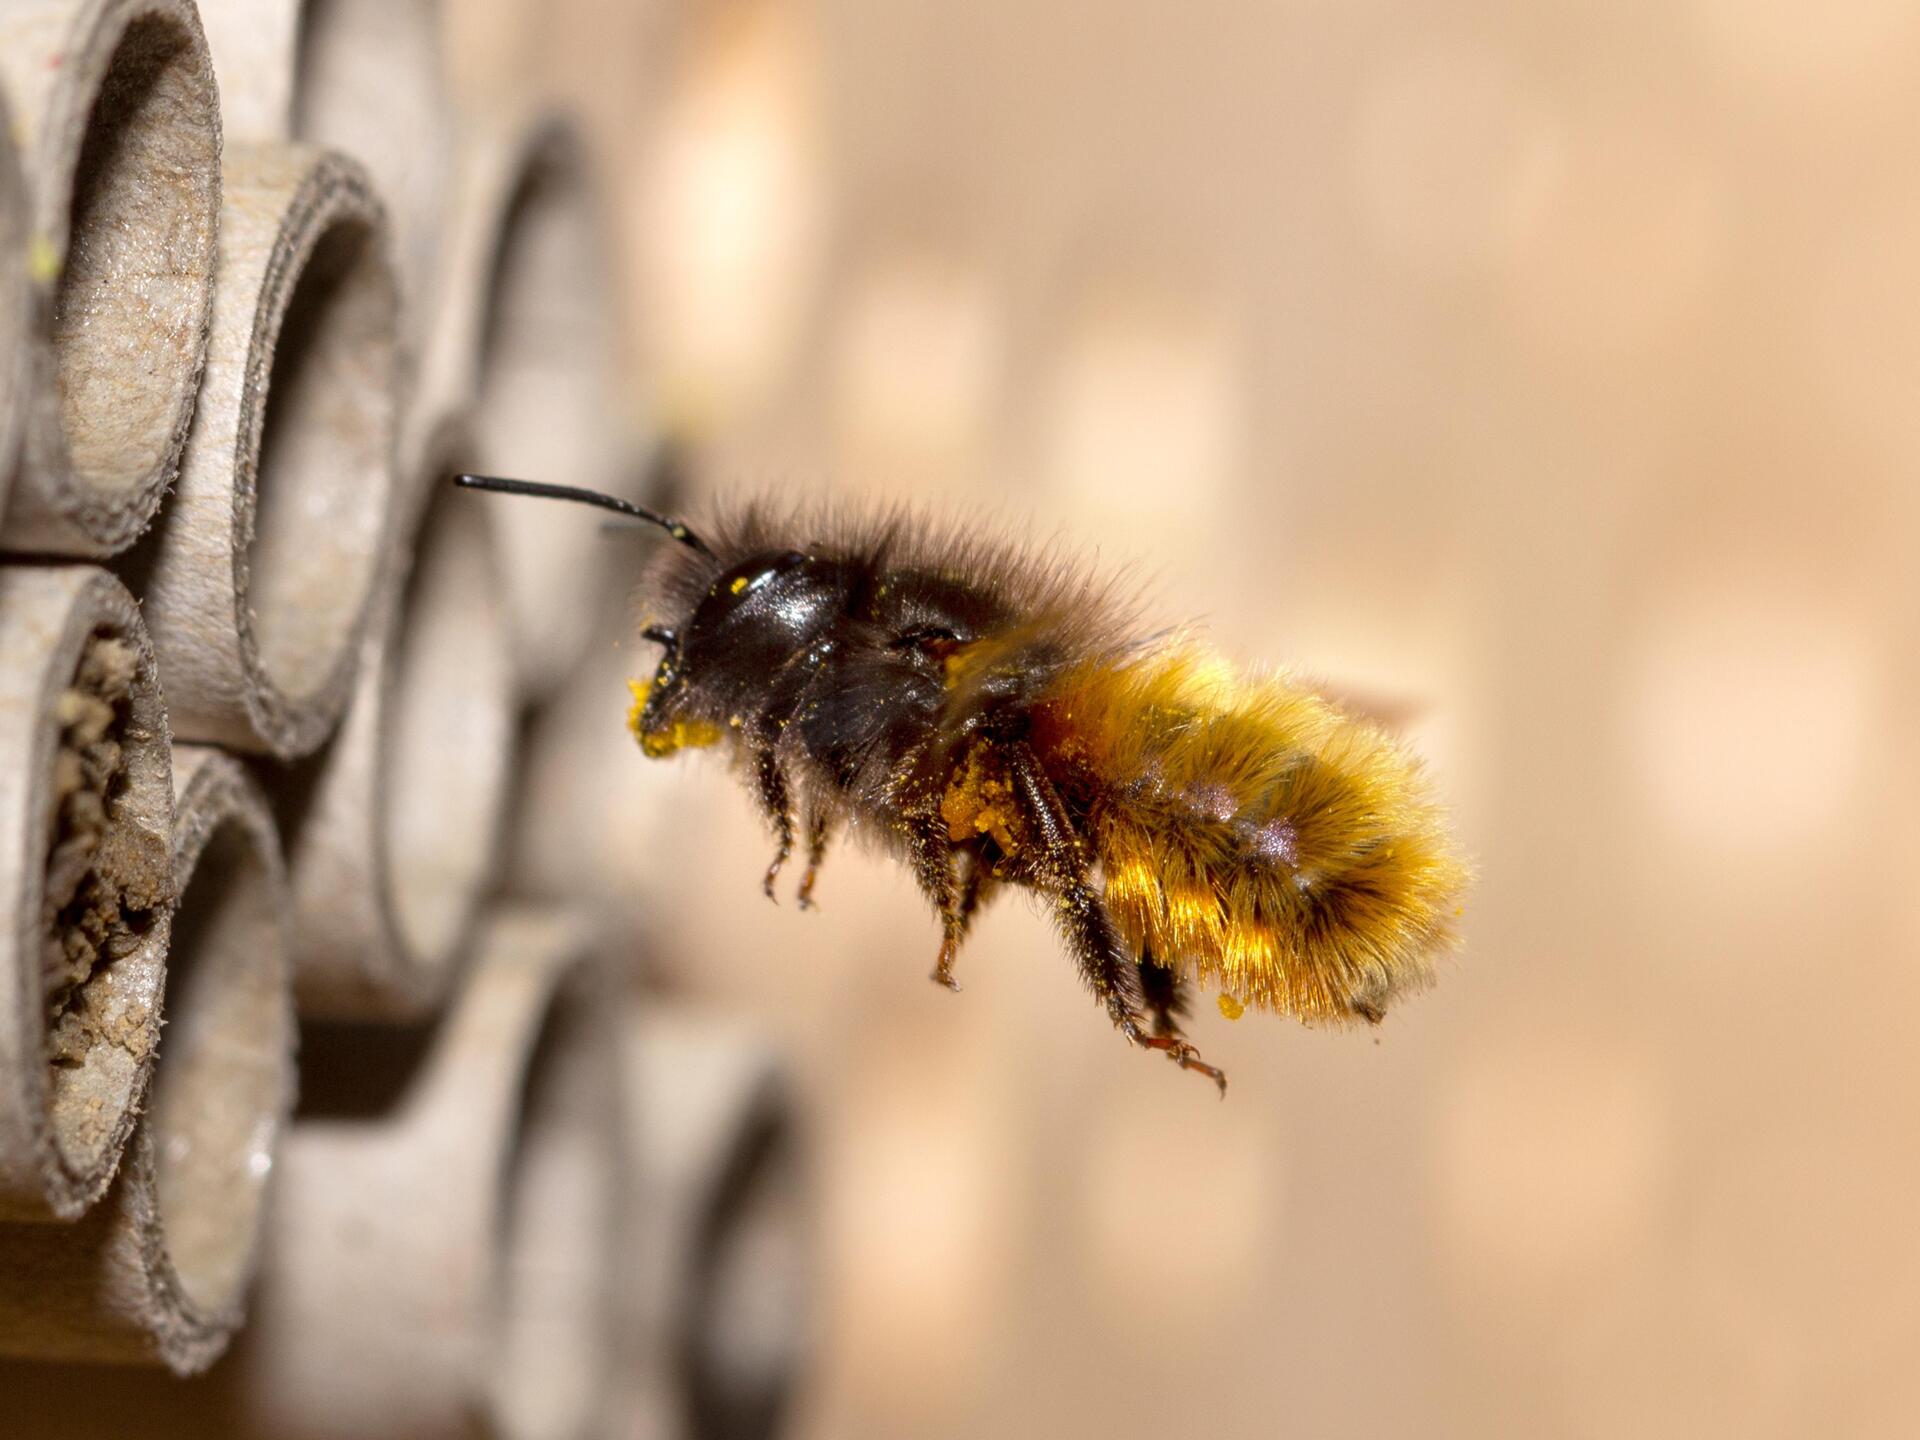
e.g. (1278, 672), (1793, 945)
(0, 0), (221, 558)
(137, 142), (399, 759)
(291, 0), (451, 355)
(0, 566), (173, 1223)
(280, 418), (518, 1019)
(191, 0), (300, 141)
(509, 572), (672, 920)
(0, 746), (294, 1374)
(174, 907), (628, 1439)
(0, 85), (26, 512)
(417, 113), (632, 698)
(622, 1014), (812, 1440)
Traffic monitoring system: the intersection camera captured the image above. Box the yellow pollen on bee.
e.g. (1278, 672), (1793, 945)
(730, 575), (749, 594)
(1217, 994), (1246, 1021)
(627, 678), (722, 757)
(940, 754), (1020, 853)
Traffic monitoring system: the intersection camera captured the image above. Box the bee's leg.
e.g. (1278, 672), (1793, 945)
(1006, 745), (1225, 1095)
(1002, 745), (1144, 1025)
(795, 808), (833, 910)
(904, 817), (975, 991)
(1138, 953), (1227, 1093)
(752, 747), (796, 902)
(1138, 951), (1188, 1038)
(928, 849), (1005, 988)
(955, 849), (997, 941)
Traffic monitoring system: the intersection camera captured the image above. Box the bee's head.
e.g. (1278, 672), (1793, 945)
(631, 549), (850, 756)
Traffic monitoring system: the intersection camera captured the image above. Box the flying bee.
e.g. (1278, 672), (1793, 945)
(456, 474), (1469, 1093)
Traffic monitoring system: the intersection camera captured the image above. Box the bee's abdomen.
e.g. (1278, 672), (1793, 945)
(1033, 651), (1468, 1023)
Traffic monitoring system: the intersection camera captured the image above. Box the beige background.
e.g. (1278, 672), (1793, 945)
(462, 2), (1920, 1436)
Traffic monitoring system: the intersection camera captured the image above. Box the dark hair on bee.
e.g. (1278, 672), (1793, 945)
(458, 474), (1470, 1094)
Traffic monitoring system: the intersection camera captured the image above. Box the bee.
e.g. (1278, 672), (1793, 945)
(455, 475), (1468, 1092)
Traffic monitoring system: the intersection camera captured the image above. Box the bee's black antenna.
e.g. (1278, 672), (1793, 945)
(451, 473), (713, 558)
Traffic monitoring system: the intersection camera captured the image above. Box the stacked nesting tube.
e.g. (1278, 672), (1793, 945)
(0, 0), (812, 1433)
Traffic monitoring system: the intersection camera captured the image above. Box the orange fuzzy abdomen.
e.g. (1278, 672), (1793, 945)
(1030, 651), (1467, 1023)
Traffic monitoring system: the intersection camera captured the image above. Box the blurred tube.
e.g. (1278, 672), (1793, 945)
(622, 1013), (811, 1440)
(291, 0), (452, 353)
(508, 552), (668, 919)
(193, 0), (300, 139)
(214, 908), (628, 1439)
(0, 566), (173, 1221)
(140, 143), (399, 759)
(416, 113), (631, 699)
(0, 84), (26, 511)
(0, 0), (221, 557)
(281, 418), (518, 1019)
(0, 747), (294, 1374)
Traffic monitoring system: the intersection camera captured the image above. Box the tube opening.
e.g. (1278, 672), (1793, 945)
(42, 627), (171, 1182)
(384, 481), (516, 967)
(490, 979), (623, 1440)
(250, 213), (397, 704)
(149, 818), (288, 1314)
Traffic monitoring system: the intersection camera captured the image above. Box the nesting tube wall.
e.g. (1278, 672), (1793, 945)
(420, 115), (630, 698)
(0, 85), (27, 509)
(0, 747), (293, 1374)
(281, 419), (518, 1019)
(0, 0), (222, 557)
(139, 143), (399, 759)
(204, 908), (626, 1439)
(0, 566), (173, 1221)
(196, 0), (448, 337)
(624, 1015), (812, 1440)
(291, 0), (450, 353)
(192, 0), (299, 140)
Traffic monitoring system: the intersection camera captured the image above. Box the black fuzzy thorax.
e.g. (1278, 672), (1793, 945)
(634, 501), (1133, 836)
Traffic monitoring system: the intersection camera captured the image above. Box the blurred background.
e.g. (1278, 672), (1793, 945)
(469, 1), (1919, 1436)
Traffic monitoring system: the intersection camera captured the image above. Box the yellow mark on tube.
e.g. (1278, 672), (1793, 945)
(28, 233), (58, 285)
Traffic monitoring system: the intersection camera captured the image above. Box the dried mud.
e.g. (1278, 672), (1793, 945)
(41, 633), (170, 1069)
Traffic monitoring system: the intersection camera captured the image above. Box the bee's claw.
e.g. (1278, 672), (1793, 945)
(1126, 1025), (1228, 1095)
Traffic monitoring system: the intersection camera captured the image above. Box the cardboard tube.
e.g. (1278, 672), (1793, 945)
(0, 0), (221, 557)
(193, 0), (300, 140)
(0, 566), (173, 1222)
(0, 84), (27, 512)
(0, 746), (293, 1374)
(417, 114), (630, 698)
(623, 1014), (811, 1440)
(199, 0), (447, 333)
(138, 142), (399, 759)
(281, 418), (517, 1019)
(197, 907), (627, 1438)
(292, 0), (451, 354)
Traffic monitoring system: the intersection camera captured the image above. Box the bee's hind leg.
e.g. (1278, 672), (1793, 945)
(1134, 953), (1228, 1092)
(752, 747), (795, 901)
(1137, 955), (1228, 1094)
